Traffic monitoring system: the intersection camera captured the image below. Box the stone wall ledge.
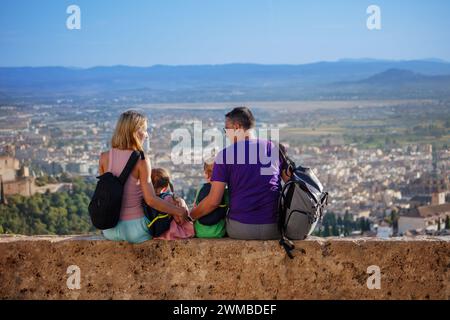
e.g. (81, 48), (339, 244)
(1, 235), (449, 300)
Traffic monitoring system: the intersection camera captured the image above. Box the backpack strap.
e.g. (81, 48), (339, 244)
(278, 144), (296, 176)
(269, 140), (296, 176)
(271, 140), (297, 259)
(118, 150), (145, 185)
(193, 185), (203, 206)
(159, 191), (174, 200)
(279, 238), (295, 259)
(277, 180), (296, 259)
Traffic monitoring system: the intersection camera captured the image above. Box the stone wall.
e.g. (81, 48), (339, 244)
(0, 235), (448, 300)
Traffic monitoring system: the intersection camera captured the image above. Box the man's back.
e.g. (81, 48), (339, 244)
(211, 138), (283, 224)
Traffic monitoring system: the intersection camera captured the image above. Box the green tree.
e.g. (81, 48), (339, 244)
(343, 211), (353, 236)
(0, 177), (96, 235)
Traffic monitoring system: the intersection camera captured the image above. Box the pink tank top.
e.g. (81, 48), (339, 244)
(108, 148), (144, 221)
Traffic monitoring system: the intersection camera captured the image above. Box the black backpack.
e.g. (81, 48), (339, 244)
(89, 150), (144, 230)
(142, 192), (173, 237)
(194, 183), (229, 226)
(278, 146), (329, 258)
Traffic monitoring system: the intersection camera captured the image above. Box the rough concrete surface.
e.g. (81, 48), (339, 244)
(0, 235), (449, 300)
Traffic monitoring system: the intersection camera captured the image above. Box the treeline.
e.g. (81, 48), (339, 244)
(0, 177), (97, 235)
(34, 172), (73, 186)
(314, 212), (372, 237)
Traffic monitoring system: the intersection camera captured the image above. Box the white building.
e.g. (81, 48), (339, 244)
(377, 225), (393, 239)
(398, 203), (450, 235)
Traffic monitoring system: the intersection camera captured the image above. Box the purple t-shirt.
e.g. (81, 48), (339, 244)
(211, 138), (284, 224)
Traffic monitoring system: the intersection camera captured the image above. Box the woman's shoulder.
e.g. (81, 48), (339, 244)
(135, 152), (149, 171)
(98, 150), (109, 167)
(103, 148), (137, 156)
(100, 150), (109, 161)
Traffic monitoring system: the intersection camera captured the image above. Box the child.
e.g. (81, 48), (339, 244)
(151, 168), (185, 208)
(192, 158), (228, 238)
(147, 168), (194, 240)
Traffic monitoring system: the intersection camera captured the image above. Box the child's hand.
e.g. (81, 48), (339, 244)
(165, 195), (189, 224)
(174, 214), (184, 225)
(174, 207), (188, 225)
(175, 198), (189, 211)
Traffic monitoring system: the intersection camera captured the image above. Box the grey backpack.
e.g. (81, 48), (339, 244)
(278, 148), (329, 258)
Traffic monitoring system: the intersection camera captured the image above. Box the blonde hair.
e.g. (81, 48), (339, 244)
(111, 110), (147, 152)
(203, 157), (215, 179)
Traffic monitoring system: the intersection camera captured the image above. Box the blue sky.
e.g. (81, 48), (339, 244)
(0, 0), (449, 67)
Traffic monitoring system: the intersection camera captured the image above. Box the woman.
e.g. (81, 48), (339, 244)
(189, 107), (290, 240)
(98, 110), (188, 243)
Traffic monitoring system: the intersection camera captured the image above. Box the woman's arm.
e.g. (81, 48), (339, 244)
(138, 157), (187, 218)
(189, 181), (226, 220)
(98, 152), (106, 175)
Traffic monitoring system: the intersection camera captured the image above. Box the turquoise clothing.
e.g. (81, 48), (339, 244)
(102, 216), (152, 244)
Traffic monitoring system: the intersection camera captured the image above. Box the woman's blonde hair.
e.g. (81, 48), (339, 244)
(111, 110), (147, 152)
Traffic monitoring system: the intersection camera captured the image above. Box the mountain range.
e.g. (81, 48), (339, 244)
(1, 59), (449, 102)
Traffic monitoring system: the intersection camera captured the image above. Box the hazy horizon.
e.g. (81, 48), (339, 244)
(1, 57), (450, 69)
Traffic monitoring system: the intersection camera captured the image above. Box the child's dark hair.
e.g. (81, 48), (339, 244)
(151, 168), (174, 193)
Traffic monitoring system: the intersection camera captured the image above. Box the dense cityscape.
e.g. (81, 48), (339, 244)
(1, 99), (449, 237)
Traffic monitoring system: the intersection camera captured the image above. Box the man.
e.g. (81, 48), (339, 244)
(189, 107), (289, 240)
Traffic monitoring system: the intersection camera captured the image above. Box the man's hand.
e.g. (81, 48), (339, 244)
(190, 181), (226, 220)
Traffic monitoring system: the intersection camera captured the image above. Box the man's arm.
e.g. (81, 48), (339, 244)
(190, 181), (226, 220)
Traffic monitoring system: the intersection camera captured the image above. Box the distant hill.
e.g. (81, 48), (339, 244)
(359, 68), (450, 85)
(331, 69), (450, 99)
(360, 69), (425, 84)
(1, 60), (450, 102)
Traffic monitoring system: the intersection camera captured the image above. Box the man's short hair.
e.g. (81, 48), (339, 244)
(225, 107), (255, 130)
